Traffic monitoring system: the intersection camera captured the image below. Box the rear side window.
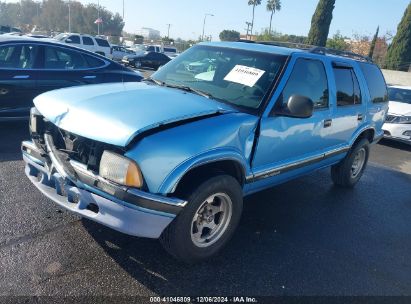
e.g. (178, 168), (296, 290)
(359, 63), (388, 103)
(66, 35), (80, 44)
(44, 46), (88, 70)
(82, 36), (94, 46)
(0, 44), (39, 69)
(279, 58), (329, 109)
(95, 38), (110, 47)
(84, 54), (105, 68)
(333, 66), (362, 106)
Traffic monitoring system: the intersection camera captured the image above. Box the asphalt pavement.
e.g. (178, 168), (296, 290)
(0, 121), (410, 298)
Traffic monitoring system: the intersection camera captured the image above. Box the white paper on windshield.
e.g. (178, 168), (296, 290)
(224, 65), (265, 87)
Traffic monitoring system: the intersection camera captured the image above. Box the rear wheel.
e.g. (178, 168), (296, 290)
(160, 175), (243, 263)
(331, 138), (370, 187)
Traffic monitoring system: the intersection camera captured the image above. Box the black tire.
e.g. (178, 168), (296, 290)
(331, 138), (370, 188)
(160, 175), (243, 263)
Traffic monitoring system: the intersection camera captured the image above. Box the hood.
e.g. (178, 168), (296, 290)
(34, 82), (234, 147)
(388, 101), (411, 116)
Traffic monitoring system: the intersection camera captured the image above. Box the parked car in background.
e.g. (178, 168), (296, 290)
(53, 33), (112, 58)
(0, 36), (142, 121)
(23, 41), (388, 263)
(164, 46), (178, 59)
(145, 44), (162, 53)
(111, 45), (135, 62)
(122, 51), (171, 70)
(0, 25), (22, 35)
(383, 85), (411, 144)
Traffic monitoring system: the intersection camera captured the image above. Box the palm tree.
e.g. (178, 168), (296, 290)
(267, 0), (281, 35)
(248, 0), (262, 36)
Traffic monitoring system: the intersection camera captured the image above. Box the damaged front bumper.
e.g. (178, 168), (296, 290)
(22, 141), (186, 239)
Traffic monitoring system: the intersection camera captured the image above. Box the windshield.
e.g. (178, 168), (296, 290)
(54, 33), (69, 41)
(388, 87), (411, 104)
(151, 45), (287, 110)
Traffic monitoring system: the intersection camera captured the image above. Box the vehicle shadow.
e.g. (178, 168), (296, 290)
(378, 139), (411, 152)
(0, 122), (30, 162)
(82, 164), (411, 296)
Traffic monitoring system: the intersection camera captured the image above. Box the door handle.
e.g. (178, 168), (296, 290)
(13, 75), (30, 79)
(324, 119), (332, 128)
(83, 76), (97, 79)
(358, 114), (364, 121)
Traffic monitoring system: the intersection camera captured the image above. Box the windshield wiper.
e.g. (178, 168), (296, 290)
(143, 78), (164, 86)
(163, 84), (213, 99)
(144, 79), (220, 101)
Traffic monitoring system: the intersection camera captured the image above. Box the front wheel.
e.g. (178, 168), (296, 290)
(331, 138), (370, 188)
(160, 175), (243, 263)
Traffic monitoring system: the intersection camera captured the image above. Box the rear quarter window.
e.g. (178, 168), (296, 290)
(359, 63), (388, 103)
(84, 54), (106, 68)
(95, 38), (110, 47)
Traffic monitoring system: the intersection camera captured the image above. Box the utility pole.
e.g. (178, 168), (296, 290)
(122, 0), (124, 20)
(68, 0), (71, 33)
(97, 0), (100, 35)
(201, 13), (214, 41)
(166, 23), (171, 39)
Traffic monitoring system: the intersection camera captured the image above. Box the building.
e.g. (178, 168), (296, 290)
(135, 27), (161, 40)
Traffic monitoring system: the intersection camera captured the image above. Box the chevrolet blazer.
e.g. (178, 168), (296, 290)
(22, 41), (388, 262)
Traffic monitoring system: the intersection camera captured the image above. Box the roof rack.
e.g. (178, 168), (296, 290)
(310, 47), (373, 63)
(237, 39), (373, 63)
(238, 39), (314, 50)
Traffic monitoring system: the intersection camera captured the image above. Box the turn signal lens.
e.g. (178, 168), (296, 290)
(99, 151), (143, 188)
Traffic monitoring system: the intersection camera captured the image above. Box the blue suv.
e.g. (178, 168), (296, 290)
(22, 41), (388, 262)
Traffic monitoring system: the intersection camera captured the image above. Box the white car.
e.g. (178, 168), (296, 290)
(383, 85), (411, 144)
(53, 33), (112, 58)
(111, 45), (136, 62)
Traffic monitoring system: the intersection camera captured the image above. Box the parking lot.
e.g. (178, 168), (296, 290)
(1, 117), (410, 297)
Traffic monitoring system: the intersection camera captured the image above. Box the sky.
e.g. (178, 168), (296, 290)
(6, 0), (411, 40)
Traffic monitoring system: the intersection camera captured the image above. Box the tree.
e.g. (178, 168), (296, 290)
(248, 0), (262, 36)
(368, 26), (379, 59)
(219, 30), (240, 41)
(38, 0), (67, 33)
(134, 35), (144, 44)
(162, 36), (175, 44)
(266, 0), (281, 35)
(0, 2), (21, 27)
(306, 0), (336, 47)
(384, 3), (411, 71)
(326, 31), (349, 50)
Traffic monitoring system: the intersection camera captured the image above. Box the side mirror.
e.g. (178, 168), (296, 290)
(276, 94), (314, 119)
(66, 38), (72, 43)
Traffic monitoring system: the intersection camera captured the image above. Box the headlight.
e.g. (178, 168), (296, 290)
(99, 151), (143, 188)
(30, 107), (42, 134)
(394, 116), (411, 124)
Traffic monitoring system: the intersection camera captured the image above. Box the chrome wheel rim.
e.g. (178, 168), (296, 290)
(351, 148), (366, 178)
(191, 193), (233, 248)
